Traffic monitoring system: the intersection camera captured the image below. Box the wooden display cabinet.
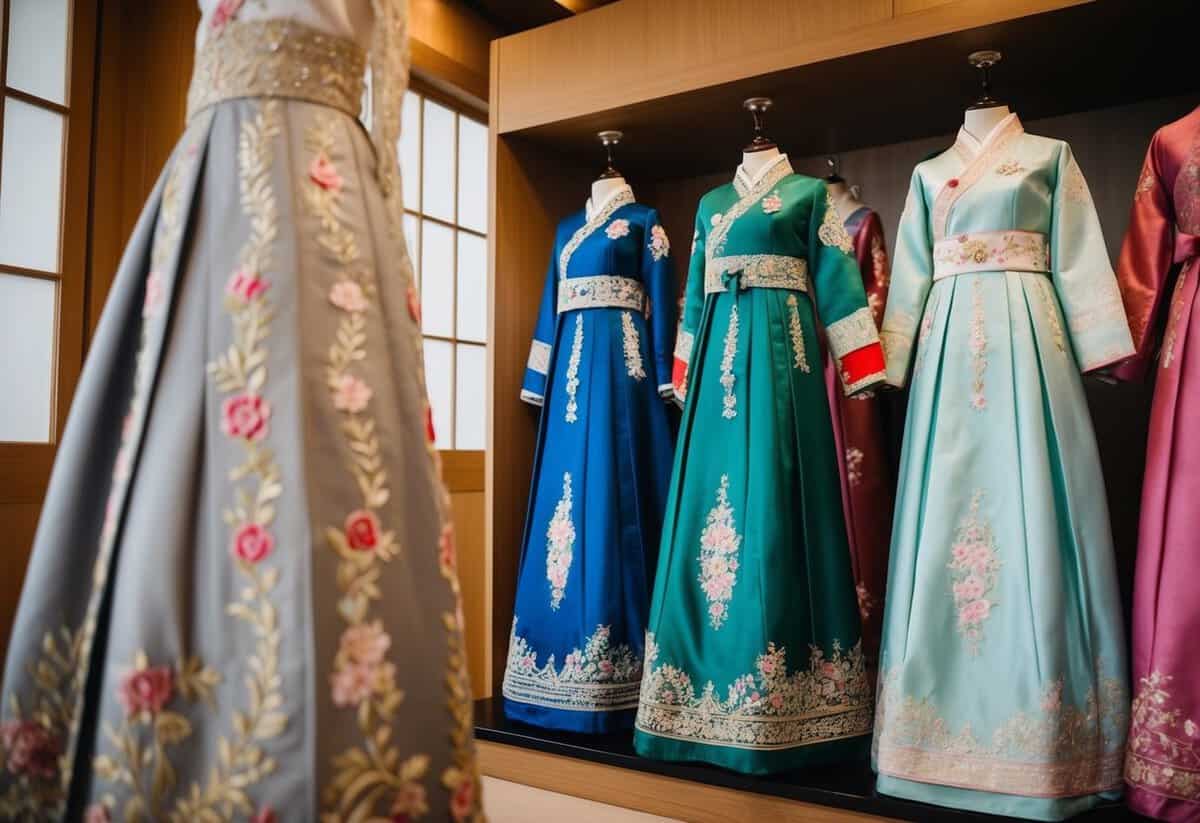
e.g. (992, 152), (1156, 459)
(482, 0), (1197, 818)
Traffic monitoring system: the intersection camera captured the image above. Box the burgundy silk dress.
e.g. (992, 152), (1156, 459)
(824, 206), (893, 664)
(1114, 105), (1200, 822)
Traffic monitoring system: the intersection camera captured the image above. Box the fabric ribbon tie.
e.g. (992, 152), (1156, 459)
(1175, 231), (1200, 265)
(721, 269), (744, 293)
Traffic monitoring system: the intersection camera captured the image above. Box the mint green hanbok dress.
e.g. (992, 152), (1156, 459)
(873, 113), (1135, 820)
(633, 155), (887, 775)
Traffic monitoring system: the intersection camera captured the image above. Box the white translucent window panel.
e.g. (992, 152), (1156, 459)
(455, 343), (486, 450)
(457, 116), (488, 234)
(7, 0), (70, 105)
(0, 98), (65, 272)
(423, 338), (454, 449)
(403, 213), (420, 288)
(0, 273), (56, 442)
(456, 232), (487, 343)
(399, 91), (421, 209)
(420, 220), (454, 337)
(421, 99), (456, 223)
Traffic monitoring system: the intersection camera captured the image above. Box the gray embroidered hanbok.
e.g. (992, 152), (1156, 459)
(0, 2), (481, 821)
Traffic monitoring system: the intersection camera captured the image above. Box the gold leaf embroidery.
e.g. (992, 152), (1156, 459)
(786, 295), (810, 372)
(1035, 279), (1066, 354)
(969, 279), (988, 411)
(503, 620), (642, 712)
(817, 191), (855, 255)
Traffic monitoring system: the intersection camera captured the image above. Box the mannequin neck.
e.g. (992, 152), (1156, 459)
(963, 105), (1012, 142)
(741, 146), (781, 180)
(825, 179), (865, 221)
(591, 176), (627, 208)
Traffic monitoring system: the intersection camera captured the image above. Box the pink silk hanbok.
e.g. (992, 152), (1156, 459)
(824, 207), (893, 664)
(1114, 105), (1200, 823)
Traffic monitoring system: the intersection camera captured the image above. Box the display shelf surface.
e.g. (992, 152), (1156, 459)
(501, 0), (1197, 183)
(474, 699), (1144, 822)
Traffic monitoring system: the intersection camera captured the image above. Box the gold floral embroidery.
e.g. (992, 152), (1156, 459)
(526, 340), (551, 376)
(304, 113), (445, 821)
(620, 312), (646, 381)
(947, 490), (1000, 655)
(708, 159), (792, 259)
(704, 254), (808, 295)
(969, 279), (988, 410)
(826, 307), (879, 362)
(855, 582), (876, 621)
(546, 473), (576, 610)
(636, 633), (872, 750)
(874, 664), (1128, 797)
(719, 305), (739, 420)
(1035, 278), (1067, 353)
(1126, 670), (1200, 801)
(89, 653), (222, 822)
(502, 620), (642, 712)
(786, 295), (811, 373)
(564, 314), (584, 423)
(818, 191), (855, 255)
(845, 447), (864, 488)
(1063, 154), (1092, 205)
(557, 275), (644, 314)
(697, 475), (741, 630)
(995, 159), (1026, 176)
(1162, 273), (1189, 369)
(1135, 165), (1157, 201)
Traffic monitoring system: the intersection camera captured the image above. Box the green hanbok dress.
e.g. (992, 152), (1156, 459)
(633, 154), (887, 774)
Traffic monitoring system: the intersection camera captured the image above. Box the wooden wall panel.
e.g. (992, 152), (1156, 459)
(0, 504), (41, 673)
(493, 0), (1091, 133)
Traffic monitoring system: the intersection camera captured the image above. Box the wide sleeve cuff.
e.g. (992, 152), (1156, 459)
(880, 311), (918, 388)
(523, 339), (551, 400)
(838, 343), (887, 396)
(1063, 286), (1136, 374)
(519, 389), (545, 407)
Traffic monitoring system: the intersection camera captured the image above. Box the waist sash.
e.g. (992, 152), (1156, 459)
(705, 254), (809, 294)
(187, 19), (367, 123)
(933, 230), (1049, 281)
(557, 276), (646, 314)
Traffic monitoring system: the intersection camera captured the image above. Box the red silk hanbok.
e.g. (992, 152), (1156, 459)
(824, 207), (893, 663)
(1114, 105), (1200, 822)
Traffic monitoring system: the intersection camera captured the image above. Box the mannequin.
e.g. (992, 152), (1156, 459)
(963, 50), (1011, 140)
(591, 129), (631, 209)
(824, 156), (866, 221)
(741, 97), (781, 180)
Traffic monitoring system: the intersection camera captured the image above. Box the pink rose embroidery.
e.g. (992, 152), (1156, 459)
(117, 666), (173, 717)
(762, 191), (783, 214)
(450, 777), (476, 821)
(329, 280), (368, 313)
(391, 781), (429, 820)
(221, 393), (271, 442)
(439, 522), (457, 572)
(232, 523), (274, 564)
(0, 721), (60, 779)
(143, 271), (165, 318)
(957, 598), (992, 627)
(226, 268), (270, 303)
(344, 509), (380, 552)
(605, 218), (630, 240)
(331, 662), (374, 707)
(83, 804), (111, 823)
(338, 620), (391, 665)
(209, 0), (244, 32)
(333, 374), (373, 413)
(309, 152), (343, 193)
(647, 225), (670, 261)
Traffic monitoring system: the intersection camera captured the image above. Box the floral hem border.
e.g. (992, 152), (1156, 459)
(876, 746), (1123, 799)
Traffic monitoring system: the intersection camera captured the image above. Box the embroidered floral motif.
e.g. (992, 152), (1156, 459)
(933, 230), (1048, 276)
(605, 218), (630, 240)
(969, 279), (988, 410)
(826, 307), (880, 362)
(648, 224), (670, 261)
(1162, 274), (1189, 369)
(856, 582), (876, 621)
(711, 213), (723, 228)
(708, 159), (792, 259)
(503, 621), (642, 712)
(89, 652), (222, 820)
(932, 117), (1023, 240)
(620, 311), (646, 381)
(526, 339), (551, 377)
(786, 295), (811, 372)
(818, 191), (855, 255)
(303, 114), (453, 820)
(845, 447), (864, 488)
(947, 490), (1000, 654)
(874, 663), (1128, 797)
(1126, 670), (1200, 801)
(560, 189), (634, 276)
(564, 314), (583, 423)
(1062, 154), (1091, 205)
(995, 159), (1026, 176)
(697, 475), (741, 630)
(557, 275), (644, 314)
(719, 306), (739, 420)
(705, 254), (808, 295)
(915, 292), (940, 374)
(1135, 165), (1157, 201)
(761, 191), (782, 214)
(329, 279), (368, 313)
(227, 266), (270, 303)
(1035, 278), (1066, 353)
(546, 473), (576, 611)
(636, 633), (872, 750)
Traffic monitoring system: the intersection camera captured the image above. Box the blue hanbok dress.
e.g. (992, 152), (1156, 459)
(873, 113), (1134, 820)
(502, 185), (677, 733)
